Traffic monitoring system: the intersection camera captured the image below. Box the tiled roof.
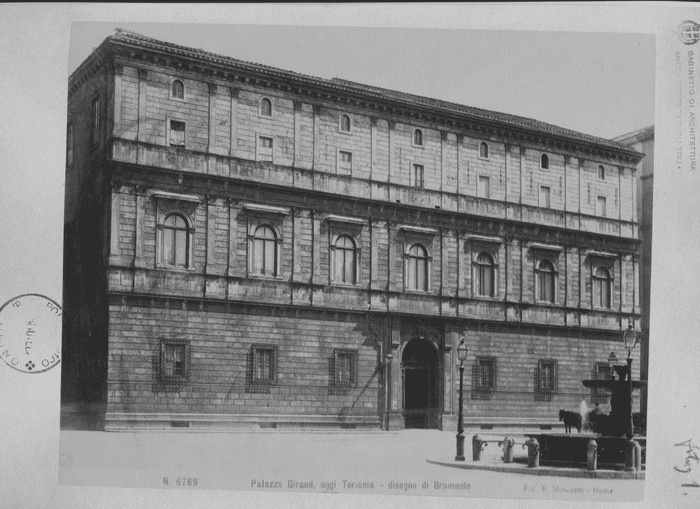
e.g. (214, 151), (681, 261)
(102, 29), (641, 157)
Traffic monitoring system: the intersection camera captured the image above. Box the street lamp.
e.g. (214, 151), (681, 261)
(455, 337), (468, 461)
(623, 321), (638, 440)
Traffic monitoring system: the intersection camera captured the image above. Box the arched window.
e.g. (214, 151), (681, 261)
(540, 153), (550, 170)
(536, 259), (556, 303)
(479, 141), (489, 159)
(340, 114), (351, 132)
(474, 252), (496, 297)
(406, 243), (429, 291)
(260, 97), (272, 117)
(252, 225), (278, 276)
(598, 165), (606, 180)
(413, 129), (423, 146)
(171, 80), (184, 99)
(593, 266), (612, 308)
(332, 235), (357, 284)
(161, 213), (190, 268)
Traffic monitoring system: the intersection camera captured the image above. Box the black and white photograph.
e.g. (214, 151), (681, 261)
(1, 4), (700, 509)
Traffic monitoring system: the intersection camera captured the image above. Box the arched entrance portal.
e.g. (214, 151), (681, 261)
(402, 338), (439, 429)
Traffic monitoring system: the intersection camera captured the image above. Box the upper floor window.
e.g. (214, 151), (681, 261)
(478, 175), (491, 199)
(66, 122), (74, 166)
(593, 266), (612, 308)
(474, 252), (496, 297)
(251, 225), (279, 277)
(598, 164), (606, 180)
(596, 196), (607, 217)
(540, 153), (549, 170)
(332, 235), (357, 284)
(536, 259), (556, 303)
(413, 129), (424, 147)
(406, 243), (429, 291)
(171, 79), (185, 100)
(91, 96), (100, 146)
(159, 213), (191, 269)
(257, 135), (274, 162)
(479, 141), (489, 159)
(168, 119), (186, 148)
(539, 185), (551, 208)
(340, 114), (352, 133)
(260, 97), (273, 117)
(337, 150), (353, 176)
(412, 163), (425, 188)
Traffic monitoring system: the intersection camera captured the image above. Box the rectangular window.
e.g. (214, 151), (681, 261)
(257, 136), (274, 162)
(478, 176), (491, 199)
(412, 164), (424, 188)
(66, 121), (74, 166)
(332, 349), (357, 387)
(472, 357), (496, 400)
(250, 345), (277, 385)
(160, 340), (189, 383)
(539, 186), (551, 208)
(91, 96), (100, 146)
(337, 150), (353, 176)
(537, 361), (557, 393)
(169, 120), (186, 148)
(597, 196), (607, 217)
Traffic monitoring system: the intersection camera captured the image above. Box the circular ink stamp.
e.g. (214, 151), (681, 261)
(0, 294), (62, 374)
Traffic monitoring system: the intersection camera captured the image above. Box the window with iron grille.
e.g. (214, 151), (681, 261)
(592, 362), (611, 404)
(331, 349), (357, 388)
(247, 344), (278, 391)
(534, 360), (557, 401)
(159, 339), (189, 384)
(471, 357), (496, 400)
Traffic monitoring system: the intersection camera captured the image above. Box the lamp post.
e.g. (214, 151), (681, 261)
(622, 321), (639, 440)
(455, 337), (468, 461)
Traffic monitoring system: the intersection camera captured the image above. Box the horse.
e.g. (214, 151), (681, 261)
(559, 409), (582, 434)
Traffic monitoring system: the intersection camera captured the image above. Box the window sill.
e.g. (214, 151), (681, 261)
(247, 274), (285, 281)
(471, 294), (500, 301)
(156, 265), (196, 273)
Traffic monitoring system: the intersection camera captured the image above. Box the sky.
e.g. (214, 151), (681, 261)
(69, 22), (655, 141)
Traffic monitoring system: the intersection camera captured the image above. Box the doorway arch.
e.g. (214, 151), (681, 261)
(402, 338), (439, 429)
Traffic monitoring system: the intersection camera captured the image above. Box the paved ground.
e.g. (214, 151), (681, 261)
(58, 429), (644, 502)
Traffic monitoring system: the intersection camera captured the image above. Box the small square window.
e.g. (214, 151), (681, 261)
(596, 196), (607, 217)
(169, 120), (186, 148)
(159, 339), (189, 384)
(257, 136), (274, 162)
(478, 175), (491, 199)
(331, 349), (357, 387)
(539, 186), (551, 208)
(412, 164), (425, 188)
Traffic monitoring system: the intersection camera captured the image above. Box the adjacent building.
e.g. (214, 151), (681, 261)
(62, 29), (644, 432)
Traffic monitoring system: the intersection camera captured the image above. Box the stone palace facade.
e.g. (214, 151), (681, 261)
(62, 30), (644, 431)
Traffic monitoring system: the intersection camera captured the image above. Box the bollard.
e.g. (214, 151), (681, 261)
(587, 439), (598, 471)
(633, 440), (642, 472)
(499, 436), (515, 463)
(523, 438), (539, 468)
(472, 434), (483, 461)
(624, 439), (637, 472)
